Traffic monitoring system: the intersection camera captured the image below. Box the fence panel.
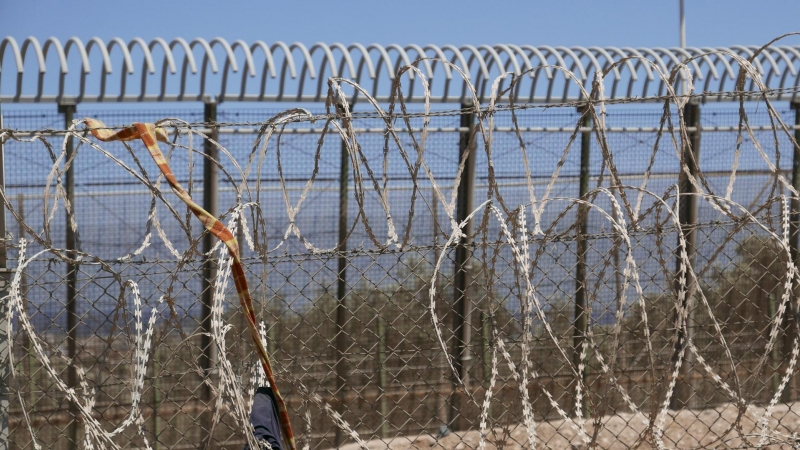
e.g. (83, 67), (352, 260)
(1, 95), (799, 449)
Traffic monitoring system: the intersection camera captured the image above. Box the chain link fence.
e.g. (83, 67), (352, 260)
(1, 96), (800, 449)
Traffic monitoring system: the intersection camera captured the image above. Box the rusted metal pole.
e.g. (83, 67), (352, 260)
(59, 100), (80, 449)
(572, 106), (591, 417)
(334, 101), (351, 447)
(449, 100), (476, 431)
(670, 101), (700, 410)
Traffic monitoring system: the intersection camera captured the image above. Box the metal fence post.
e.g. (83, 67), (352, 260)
(0, 103), (11, 450)
(670, 101), (700, 410)
(200, 99), (219, 380)
(787, 101), (800, 403)
(58, 100), (80, 448)
(768, 294), (781, 397)
(152, 343), (162, 450)
(449, 100), (476, 431)
(334, 102), (351, 448)
(376, 315), (388, 439)
(16, 195), (33, 410)
(480, 310), (490, 386)
(573, 105), (591, 417)
(200, 99), (218, 444)
(431, 187), (450, 429)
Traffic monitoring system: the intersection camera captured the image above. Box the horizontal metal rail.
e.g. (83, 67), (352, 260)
(3, 37), (800, 104)
(4, 169), (786, 196)
(4, 123), (800, 137)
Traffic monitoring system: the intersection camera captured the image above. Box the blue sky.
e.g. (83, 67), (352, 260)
(3, 0), (800, 48)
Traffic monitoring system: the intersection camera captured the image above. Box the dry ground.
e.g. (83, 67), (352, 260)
(339, 403), (800, 450)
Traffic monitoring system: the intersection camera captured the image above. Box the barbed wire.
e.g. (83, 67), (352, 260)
(3, 86), (800, 137)
(3, 49), (800, 450)
(1, 215), (775, 268)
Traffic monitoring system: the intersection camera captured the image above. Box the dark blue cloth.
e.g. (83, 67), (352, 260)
(243, 386), (284, 450)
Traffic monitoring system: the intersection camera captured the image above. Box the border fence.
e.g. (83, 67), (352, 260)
(2, 37), (800, 449)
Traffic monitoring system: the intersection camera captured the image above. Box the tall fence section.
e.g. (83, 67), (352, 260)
(2, 38), (800, 449)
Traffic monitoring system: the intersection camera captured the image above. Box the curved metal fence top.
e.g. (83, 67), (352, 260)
(2, 36), (800, 104)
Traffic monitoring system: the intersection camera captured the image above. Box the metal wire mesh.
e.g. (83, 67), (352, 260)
(1, 91), (800, 450)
